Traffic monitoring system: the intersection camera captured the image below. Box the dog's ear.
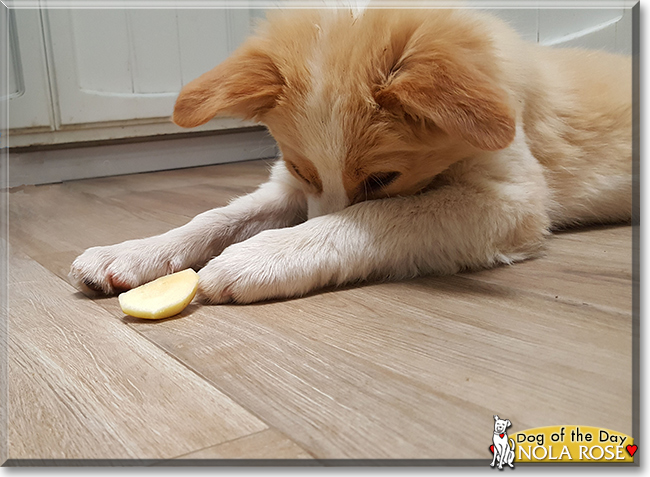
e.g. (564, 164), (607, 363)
(374, 41), (516, 151)
(173, 42), (284, 128)
(506, 420), (512, 427)
(494, 415), (499, 421)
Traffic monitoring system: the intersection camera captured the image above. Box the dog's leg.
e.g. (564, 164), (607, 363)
(507, 444), (515, 467)
(490, 443), (498, 467)
(498, 444), (505, 469)
(69, 161), (307, 295)
(196, 145), (551, 304)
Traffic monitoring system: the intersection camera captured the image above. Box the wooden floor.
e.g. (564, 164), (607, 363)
(6, 159), (634, 464)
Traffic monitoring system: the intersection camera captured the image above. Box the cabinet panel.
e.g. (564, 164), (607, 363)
(47, 9), (251, 126)
(538, 8), (624, 45)
(7, 10), (53, 131)
(489, 7), (631, 55)
(129, 10), (183, 94)
(539, 8), (630, 54)
(70, 10), (133, 94)
(176, 10), (231, 85)
(7, 23), (21, 100)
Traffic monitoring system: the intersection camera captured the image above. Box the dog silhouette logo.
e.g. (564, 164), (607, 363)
(490, 415), (516, 469)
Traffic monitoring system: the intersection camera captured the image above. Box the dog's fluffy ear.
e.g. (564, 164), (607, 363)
(374, 41), (516, 151)
(494, 415), (499, 421)
(506, 420), (512, 428)
(173, 42), (284, 128)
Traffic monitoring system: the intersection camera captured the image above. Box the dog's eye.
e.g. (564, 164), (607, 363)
(287, 161), (312, 186)
(362, 171), (401, 193)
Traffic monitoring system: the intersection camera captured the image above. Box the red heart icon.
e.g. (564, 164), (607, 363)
(490, 445), (494, 454)
(626, 445), (638, 457)
(500, 433), (505, 438)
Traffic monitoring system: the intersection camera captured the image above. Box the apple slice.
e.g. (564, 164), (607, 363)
(118, 269), (199, 319)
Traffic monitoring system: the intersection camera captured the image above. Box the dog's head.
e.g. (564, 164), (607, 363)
(494, 415), (512, 434)
(173, 9), (516, 218)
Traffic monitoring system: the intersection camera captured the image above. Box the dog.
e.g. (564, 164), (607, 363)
(491, 415), (515, 469)
(69, 8), (632, 304)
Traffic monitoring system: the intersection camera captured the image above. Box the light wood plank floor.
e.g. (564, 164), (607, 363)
(6, 159), (634, 463)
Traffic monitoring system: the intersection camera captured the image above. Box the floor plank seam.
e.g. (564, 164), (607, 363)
(113, 325), (322, 457)
(165, 429), (271, 460)
(165, 428), (317, 461)
(9, 244), (313, 458)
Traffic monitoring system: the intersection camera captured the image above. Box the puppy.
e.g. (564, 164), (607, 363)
(70, 9), (632, 304)
(491, 415), (515, 469)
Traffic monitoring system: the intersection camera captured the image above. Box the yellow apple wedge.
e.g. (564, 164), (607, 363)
(118, 269), (199, 319)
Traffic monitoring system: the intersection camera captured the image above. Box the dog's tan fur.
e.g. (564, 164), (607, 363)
(71, 9), (631, 304)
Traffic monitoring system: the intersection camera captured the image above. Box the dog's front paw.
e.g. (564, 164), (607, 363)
(69, 238), (190, 296)
(196, 228), (324, 304)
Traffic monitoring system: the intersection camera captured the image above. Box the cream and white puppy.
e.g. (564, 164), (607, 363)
(70, 9), (632, 304)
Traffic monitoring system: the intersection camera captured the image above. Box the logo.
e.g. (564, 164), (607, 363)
(488, 418), (636, 465)
(490, 415), (516, 469)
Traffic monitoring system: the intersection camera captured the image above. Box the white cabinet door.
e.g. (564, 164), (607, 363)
(539, 8), (631, 53)
(7, 9), (54, 130)
(45, 9), (252, 126)
(489, 7), (631, 55)
(538, 8), (623, 43)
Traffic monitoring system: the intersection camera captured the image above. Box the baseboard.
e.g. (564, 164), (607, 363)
(8, 128), (279, 187)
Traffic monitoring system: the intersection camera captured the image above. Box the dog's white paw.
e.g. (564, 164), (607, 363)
(69, 238), (191, 296)
(196, 228), (323, 304)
